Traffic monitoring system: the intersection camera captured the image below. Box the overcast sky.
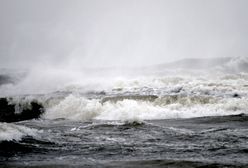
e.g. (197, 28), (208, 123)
(0, 0), (248, 68)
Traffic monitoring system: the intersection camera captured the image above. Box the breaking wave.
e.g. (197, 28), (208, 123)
(219, 56), (248, 73)
(0, 122), (38, 141)
(43, 94), (248, 122)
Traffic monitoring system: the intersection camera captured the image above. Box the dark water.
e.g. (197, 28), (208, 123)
(1, 114), (248, 168)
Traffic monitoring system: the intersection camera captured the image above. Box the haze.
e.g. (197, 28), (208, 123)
(0, 0), (248, 69)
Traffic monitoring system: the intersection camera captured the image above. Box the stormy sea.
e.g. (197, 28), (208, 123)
(1, 57), (248, 168)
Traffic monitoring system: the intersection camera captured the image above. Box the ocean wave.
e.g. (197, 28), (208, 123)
(43, 94), (248, 122)
(0, 122), (38, 141)
(221, 56), (248, 73)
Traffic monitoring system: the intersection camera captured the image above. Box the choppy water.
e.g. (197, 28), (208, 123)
(1, 115), (248, 167)
(1, 57), (248, 167)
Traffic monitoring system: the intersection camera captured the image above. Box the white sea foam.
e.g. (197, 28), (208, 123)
(0, 123), (38, 141)
(44, 95), (102, 121)
(43, 93), (248, 122)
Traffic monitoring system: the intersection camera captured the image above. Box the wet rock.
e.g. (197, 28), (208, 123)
(0, 98), (44, 122)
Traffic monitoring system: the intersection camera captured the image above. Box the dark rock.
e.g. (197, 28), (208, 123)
(0, 98), (44, 122)
(233, 93), (240, 98)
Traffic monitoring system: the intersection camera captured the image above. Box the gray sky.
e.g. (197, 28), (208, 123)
(0, 0), (248, 68)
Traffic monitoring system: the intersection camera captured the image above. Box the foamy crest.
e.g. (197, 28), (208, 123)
(0, 123), (38, 141)
(44, 95), (102, 120)
(43, 94), (248, 122)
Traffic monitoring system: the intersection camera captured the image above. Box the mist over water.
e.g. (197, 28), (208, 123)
(1, 0), (248, 69)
